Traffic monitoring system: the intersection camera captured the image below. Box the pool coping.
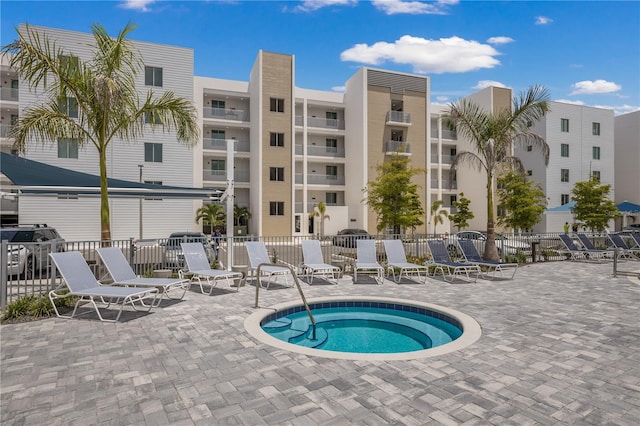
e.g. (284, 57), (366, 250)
(244, 296), (483, 361)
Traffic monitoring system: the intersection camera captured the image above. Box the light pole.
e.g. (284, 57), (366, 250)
(138, 164), (144, 239)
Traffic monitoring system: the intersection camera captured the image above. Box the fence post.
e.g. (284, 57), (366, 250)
(1, 240), (7, 308)
(612, 247), (620, 277)
(49, 240), (58, 291)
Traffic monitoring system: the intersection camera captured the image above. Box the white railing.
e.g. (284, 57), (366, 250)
(295, 174), (345, 185)
(203, 107), (249, 122)
(296, 116), (346, 130)
(385, 141), (411, 154)
(203, 138), (250, 152)
(386, 111), (411, 124)
(0, 87), (18, 101)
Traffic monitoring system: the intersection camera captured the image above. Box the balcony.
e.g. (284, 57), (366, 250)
(430, 154), (454, 164)
(385, 141), (411, 155)
(295, 144), (345, 158)
(431, 179), (458, 189)
(431, 128), (457, 140)
(203, 169), (250, 183)
(386, 111), (411, 126)
(295, 174), (345, 186)
(203, 138), (250, 152)
(0, 124), (14, 139)
(0, 87), (18, 102)
(295, 116), (345, 130)
(203, 107), (249, 122)
(295, 201), (339, 213)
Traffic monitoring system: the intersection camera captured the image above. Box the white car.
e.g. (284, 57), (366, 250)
(454, 231), (531, 257)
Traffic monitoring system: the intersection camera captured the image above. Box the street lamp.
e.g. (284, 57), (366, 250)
(138, 164), (144, 239)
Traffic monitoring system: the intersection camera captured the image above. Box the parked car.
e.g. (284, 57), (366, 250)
(454, 231), (531, 257)
(163, 231), (214, 270)
(1, 224), (65, 278)
(622, 224), (640, 232)
(332, 229), (373, 248)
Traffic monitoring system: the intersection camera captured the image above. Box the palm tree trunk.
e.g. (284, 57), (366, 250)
(99, 148), (111, 242)
(484, 173), (499, 260)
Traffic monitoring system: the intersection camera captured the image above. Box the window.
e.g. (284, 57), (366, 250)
(211, 159), (225, 172)
(326, 138), (337, 153)
(269, 167), (285, 182)
(144, 66), (163, 87)
(59, 55), (79, 70)
(391, 130), (403, 141)
(592, 146), (601, 160)
(10, 115), (18, 125)
(561, 194), (570, 205)
(59, 96), (78, 118)
(144, 111), (161, 124)
(211, 129), (226, 140)
(592, 171), (601, 182)
(592, 122), (600, 136)
(269, 201), (285, 216)
(211, 100), (225, 109)
(561, 168), (569, 182)
(526, 145), (532, 152)
(270, 98), (284, 113)
(497, 205), (506, 218)
(561, 143), (569, 157)
(326, 111), (337, 127)
(527, 170), (533, 176)
(326, 165), (338, 180)
(561, 118), (569, 132)
(57, 138), (78, 159)
(326, 192), (337, 205)
(144, 142), (163, 163)
(144, 180), (163, 200)
(450, 195), (457, 204)
(270, 132), (285, 147)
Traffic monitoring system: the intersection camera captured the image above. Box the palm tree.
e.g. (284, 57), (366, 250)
(195, 203), (226, 231)
(447, 85), (550, 260)
(233, 204), (251, 227)
(430, 200), (448, 236)
(309, 201), (330, 236)
(2, 23), (199, 241)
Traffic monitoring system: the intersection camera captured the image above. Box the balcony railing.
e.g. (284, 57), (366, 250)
(431, 179), (458, 189)
(203, 138), (250, 152)
(295, 174), (345, 185)
(0, 124), (14, 138)
(431, 128), (457, 140)
(385, 141), (411, 154)
(203, 169), (250, 182)
(295, 144), (345, 157)
(386, 111), (411, 125)
(295, 201), (339, 213)
(295, 116), (345, 130)
(0, 87), (18, 102)
(203, 107), (249, 122)
(430, 154), (454, 164)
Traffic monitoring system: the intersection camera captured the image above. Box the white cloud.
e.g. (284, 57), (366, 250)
(295, 0), (357, 12)
(372, 0), (458, 15)
(486, 36), (514, 45)
(535, 16), (552, 25)
(436, 95), (449, 102)
(340, 35), (501, 74)
(119, 0), (155, 12)
(570, 80), (622, 95)
(473, 80), (509, 90)
(331, 86), (346, 93)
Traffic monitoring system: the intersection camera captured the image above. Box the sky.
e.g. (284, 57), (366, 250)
(1, 0), (639, 115)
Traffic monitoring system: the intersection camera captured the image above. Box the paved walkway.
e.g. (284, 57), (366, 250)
(2, 261), (639, 425)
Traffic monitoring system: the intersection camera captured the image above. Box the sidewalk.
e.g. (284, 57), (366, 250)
(2, 261), (639, 425)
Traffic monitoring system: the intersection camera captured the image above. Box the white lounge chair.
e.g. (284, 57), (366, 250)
(96, 247), (190, 304)
(457, 239), (518, 279)
(426, 240), (480, 282)
(245, 241), (294, 289)
(354, 240), (385, 284)
(300, 240), (341, 284)
(180, 242), (244, 293)
(49, 251), (159, 322)
(382, 239), (428, 283)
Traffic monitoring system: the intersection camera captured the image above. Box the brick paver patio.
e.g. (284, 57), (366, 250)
(1, 260), (639, 425)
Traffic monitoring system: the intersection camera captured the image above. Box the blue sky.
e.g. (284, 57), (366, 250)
(2, 0), (639, 115)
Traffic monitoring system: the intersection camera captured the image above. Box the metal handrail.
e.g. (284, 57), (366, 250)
(253, 262), (317, 340)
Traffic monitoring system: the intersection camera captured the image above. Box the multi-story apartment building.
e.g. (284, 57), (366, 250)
(614, 111), (640, 204)
(0, 55), (20, 225)
(517, 102), (615, 232)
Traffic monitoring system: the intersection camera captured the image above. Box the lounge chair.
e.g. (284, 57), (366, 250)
(576, 233), (614, 258)
(558, 234), (608, 261)
(180, 242), (244, 293)
(300, 240), (341, 284)
(426, 240), (480, 282)
(607, 233), (640, 259)
(96, 247), (190, 304)
(382, 239), (428, 283)
(49, 251), (159, 322)
(628, 232), (640, 249)
(354, 240), (385, 284)
(457, 239), (518, 279)
(245, 241), (294, 289)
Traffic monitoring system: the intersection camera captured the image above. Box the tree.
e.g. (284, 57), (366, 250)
(309, 201), (330, 236)
(234, 204), (251, 227)
(366, 155), (425, 234)
(2, 23), (199, 241)
(447, 85), (550, 260)
(496, 171), (547, 232)
(571, 176), (620, 232)
(195, 203), (226, 230)
(449, 192), (474, 231)
(430, 200), (448, 236)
